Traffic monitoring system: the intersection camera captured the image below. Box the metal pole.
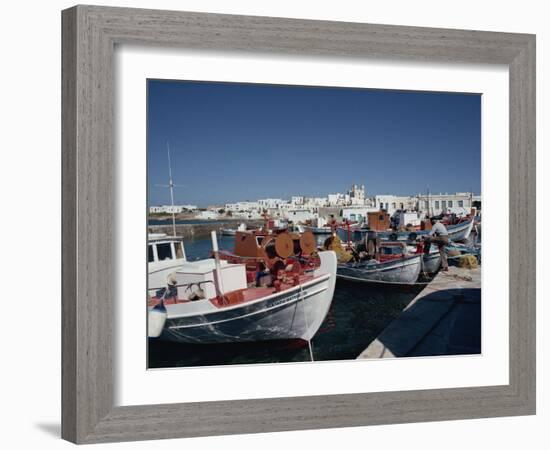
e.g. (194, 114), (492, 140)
(167, 142), (176, 237)
(210, 231), (226, 302)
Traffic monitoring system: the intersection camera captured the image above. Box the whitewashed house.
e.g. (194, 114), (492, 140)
(374, 195), (416, 215)
(416, 192), (473, 216)
(341, 206), (377, 223)
(284, 209), (317, 223)
(195, 210), (218, 220)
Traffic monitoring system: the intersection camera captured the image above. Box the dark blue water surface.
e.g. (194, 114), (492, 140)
(148, 219), (229, 226)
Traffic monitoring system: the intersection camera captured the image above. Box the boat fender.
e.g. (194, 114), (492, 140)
(186, 283), (205, 301)
(408, 232), (417, 241)
(148, 300), (167, 338)
(389, 233), (398, 241)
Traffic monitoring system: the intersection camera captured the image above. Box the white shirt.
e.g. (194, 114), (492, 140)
(430, 221), (449, 237)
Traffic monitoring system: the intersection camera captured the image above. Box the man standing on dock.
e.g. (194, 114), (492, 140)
(424, 219), (449, 271)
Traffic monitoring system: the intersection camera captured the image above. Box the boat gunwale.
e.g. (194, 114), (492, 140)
(164, 272), (331, 320)
(337, 253), (422, 272)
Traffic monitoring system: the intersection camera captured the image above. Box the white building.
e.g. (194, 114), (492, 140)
(416, 192), (473, 216)
(291, 196), (304, 206)
(257, 198), (285, 209)
(232, 209), (263, 220)
(284, 209), (317, 223)
(398, 211), (422, 228)
(277, 202), (295, 211)
(149, 204), (197, 214)
(374, 195), (417, 215)
(304, 197), (328, 207)
(348, 184), (366, 205)
(327, 193), (347, 206)
(225, 201), (260, 212)
(341, 206), (378, 222)
(195, 210), (219, 220)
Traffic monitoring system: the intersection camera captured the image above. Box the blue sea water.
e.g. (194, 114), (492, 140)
(148, 219), (229, 226)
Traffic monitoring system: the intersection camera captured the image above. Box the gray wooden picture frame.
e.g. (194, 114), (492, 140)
(62, 5), (536, 444)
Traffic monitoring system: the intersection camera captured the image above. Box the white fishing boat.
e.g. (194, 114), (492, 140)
(220, 222), (247, 236)
(148, 233), (337, 343)
(304, 217), (334, 235)
(148, 233), (187, 292)
(304, 225), (333, 235)
(379, 218), (475, 243)
(337, 253), (422, 284)
(420, 246), (442, 274)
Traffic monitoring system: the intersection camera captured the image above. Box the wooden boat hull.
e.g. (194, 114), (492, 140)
(156, 251), (337, 344)
(337, 254), (422, 284)
(422, 251), (441, 274)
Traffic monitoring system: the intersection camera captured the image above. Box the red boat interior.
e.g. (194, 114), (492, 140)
(148, 271), (320, 309)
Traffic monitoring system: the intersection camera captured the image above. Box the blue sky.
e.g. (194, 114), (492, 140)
(147, 80), (481, 207)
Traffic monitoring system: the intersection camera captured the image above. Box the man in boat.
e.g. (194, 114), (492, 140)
(423, 218), (449, 271)
(328, 214), (338, 234)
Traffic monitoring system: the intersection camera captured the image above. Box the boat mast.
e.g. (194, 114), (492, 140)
(155, 141), (184, 237)
(166, 142), (177, 237)
(427, 186), (431, 218)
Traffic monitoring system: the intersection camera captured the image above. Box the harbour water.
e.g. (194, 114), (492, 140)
(148, 234), (426, 368)
(148, 219), (229, 226)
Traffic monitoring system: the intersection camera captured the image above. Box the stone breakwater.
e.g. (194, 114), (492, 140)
(148, 220), (263, 240)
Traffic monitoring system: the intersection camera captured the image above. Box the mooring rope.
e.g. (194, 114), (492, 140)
(299, 283), (315, 362)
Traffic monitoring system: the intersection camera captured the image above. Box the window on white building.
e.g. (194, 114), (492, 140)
(458, 200), (464, 207)
(435, 201), (440, 209)
(448, 200), (453, 207)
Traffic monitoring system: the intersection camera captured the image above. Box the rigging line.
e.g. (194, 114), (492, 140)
(300, 283), (314, 362)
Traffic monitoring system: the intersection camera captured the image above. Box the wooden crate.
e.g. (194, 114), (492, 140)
(367, 211), (390, 231)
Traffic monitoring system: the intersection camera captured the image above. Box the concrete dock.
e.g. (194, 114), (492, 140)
(358, 266), (481, 358)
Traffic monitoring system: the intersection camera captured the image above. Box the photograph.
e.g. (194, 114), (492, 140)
(146, 79), (482, 369)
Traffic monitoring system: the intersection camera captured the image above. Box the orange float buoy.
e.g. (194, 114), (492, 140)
(299, 231), (316, 255)
(274, 233), (294, 259)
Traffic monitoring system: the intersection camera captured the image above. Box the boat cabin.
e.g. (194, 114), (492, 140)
(148, 233), (186, 264)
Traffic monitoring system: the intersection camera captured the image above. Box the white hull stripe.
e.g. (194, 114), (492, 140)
(168, 285), (328, 330)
